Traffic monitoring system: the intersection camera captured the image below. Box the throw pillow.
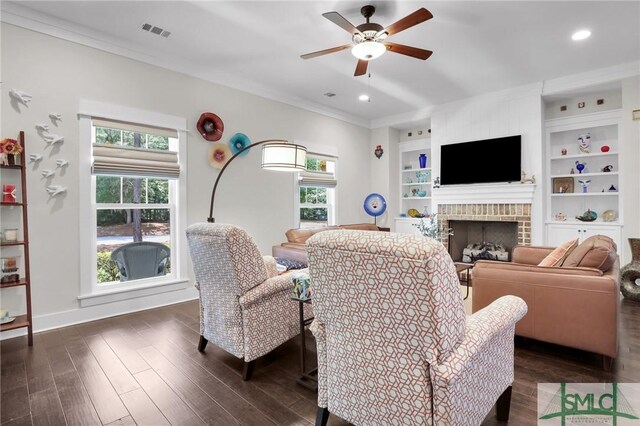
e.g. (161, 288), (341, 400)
(562, 235), (617, 271)
(538, 239), (579, 267)
(275, 257), (307, 271)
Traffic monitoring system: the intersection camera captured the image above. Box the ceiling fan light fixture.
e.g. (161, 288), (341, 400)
(351, 41), (386, 60)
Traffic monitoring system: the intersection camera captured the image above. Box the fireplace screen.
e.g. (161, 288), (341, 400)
(448, 220), (518, 263)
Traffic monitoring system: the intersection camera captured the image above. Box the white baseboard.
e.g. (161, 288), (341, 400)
(1, 287), (199, 340)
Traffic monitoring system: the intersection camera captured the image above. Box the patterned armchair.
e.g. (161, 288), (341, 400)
(186, 223), (309, 380)
(307, 230), (527, 426)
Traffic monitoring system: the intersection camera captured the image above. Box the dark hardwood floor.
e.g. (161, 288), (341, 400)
(1, 297), (639, 425)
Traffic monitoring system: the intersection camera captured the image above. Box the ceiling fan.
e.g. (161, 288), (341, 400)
(301, 5), (433, 77)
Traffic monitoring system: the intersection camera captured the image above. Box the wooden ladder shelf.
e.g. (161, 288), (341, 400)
(1, 131), (33, 345)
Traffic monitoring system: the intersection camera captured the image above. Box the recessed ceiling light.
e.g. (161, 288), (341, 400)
(572, 30), (591, 41)
(359, 94), (370, 102)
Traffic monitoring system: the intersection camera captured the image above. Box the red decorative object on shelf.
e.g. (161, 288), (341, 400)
(601, 145), (610, 152)
(2, 184), (16, 202)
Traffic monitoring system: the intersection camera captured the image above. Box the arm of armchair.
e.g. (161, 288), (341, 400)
(239, 268), (309, 307)
(430, 296), (527, 425)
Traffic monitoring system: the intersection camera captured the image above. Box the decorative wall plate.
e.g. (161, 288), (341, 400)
(208, 143), (232, 169)
(363, 193), (387, 217)
(229, 133), (251, 156)
(197, 112), (224, 142)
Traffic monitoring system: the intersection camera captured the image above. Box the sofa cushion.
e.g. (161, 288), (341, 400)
(538, 239), (578, 267)
(562, 235), (617, 272)
(285, 226), (339, 244)
(339, 223), (379, 231)
(284, 223), (379, 244)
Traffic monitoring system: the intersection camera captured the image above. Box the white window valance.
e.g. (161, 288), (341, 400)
(91, 118), (179, 179)
(299, 170), (337, 188)
(92, 144), (180, 178)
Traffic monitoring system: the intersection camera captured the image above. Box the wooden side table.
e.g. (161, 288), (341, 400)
(454, 262), (473, 300)
(292, 297), (317, 391)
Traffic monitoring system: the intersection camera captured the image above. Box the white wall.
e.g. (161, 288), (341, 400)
(1, 24), (371, 330)
(369, 127), (399, 227)
(621, 76), (640, 262)
(430, 84), (545, 244)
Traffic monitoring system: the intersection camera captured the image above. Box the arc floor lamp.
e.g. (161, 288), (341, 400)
(208, 140), (307, 222)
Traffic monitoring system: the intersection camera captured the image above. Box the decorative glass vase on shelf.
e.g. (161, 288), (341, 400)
(620, 238), (640, 302)
(418, 153), (427, 169)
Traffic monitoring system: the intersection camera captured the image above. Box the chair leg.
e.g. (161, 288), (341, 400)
(496, 385), (513, 422)
(197, 336), (208, 352)
(602, 355), (614, 371)
(242, 360), (255, 381)
(315, 406), (329, 426)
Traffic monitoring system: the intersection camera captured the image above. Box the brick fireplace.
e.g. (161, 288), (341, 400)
(438, 203), (532, 257)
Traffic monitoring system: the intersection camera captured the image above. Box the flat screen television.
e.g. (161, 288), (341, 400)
(440, 135), (521, 185)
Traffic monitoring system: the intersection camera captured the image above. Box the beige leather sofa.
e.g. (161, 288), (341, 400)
(472, 236), (619, 369)
(272, 223), (388, 264)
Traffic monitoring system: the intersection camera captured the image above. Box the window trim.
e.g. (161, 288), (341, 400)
(78, 100), (188, 306)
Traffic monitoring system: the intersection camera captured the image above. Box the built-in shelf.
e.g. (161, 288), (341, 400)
(550, 172), (618, 178)
(0, 164), (23, 170)
(0, 202), (24, 206)
(401, 182), (431, 186)
(0, 314), (29, 332)
(550, 192), (618, 197)
(401, 167), (431, 173)
(545, 220), (621, 226)
(545, 110), (623, 249)
(402, 197), (432, 200)
(550, 151), (618, 161)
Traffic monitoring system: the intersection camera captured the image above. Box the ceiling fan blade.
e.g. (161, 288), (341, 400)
(300, 44), (352, 60)
(323, 11), (363, 36)
(354, 59), (368, 77)
(377, 8), (433, 38)
(384, 42), (433, 60)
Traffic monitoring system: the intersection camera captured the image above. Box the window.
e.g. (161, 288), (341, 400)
(78, 102), (188, 307)
(296, 155), (337, 228)
(92, 120), (179, 286)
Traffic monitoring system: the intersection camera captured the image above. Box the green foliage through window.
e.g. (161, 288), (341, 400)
(94, 127), (169, 150)
(300, 207), (327, 222)
(299, 186), (327, 204)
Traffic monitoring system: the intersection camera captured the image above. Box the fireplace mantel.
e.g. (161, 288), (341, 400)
(433, 183), (536, 204)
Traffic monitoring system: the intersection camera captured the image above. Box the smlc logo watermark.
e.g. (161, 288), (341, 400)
(538, 383), (640, 425)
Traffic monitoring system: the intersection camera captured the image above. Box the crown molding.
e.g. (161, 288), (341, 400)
(1, 1), (371, 129)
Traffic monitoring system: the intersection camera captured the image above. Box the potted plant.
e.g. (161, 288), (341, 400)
(413, 213), (453, 242)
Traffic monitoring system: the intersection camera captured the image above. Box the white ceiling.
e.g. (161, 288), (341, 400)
(4, 1), (640, 127)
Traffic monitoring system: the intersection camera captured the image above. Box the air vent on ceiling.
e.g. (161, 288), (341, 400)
(141, 23), (171, 38)
(324, 92), (336, 97)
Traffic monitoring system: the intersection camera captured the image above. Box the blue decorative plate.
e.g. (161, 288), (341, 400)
(363, 193), (387, 217)
(229, 133), (251, 156)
